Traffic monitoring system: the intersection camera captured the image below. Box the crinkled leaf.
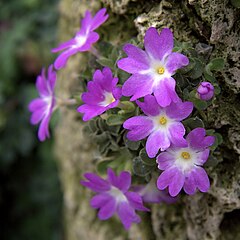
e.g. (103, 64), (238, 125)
(183, 117), (205, 130)
(106, 114), (125, 126)
(187, 58), (204, 79)
(132, 157), (154, 177)
(206, 58), (224, 74)
(139, 148), (156, 166)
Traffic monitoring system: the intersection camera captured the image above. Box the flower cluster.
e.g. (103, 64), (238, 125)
(28, 7), (220, 230)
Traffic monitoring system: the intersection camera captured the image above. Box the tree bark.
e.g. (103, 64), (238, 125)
(55, 0), (240, 239)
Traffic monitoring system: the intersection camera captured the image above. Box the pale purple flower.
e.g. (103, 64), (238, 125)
(197, 82), (214, 101)
(78, 67), (122, 121)
(52, 8), (108, 70)
(157, 128), (215, 197)
(81, 168), (149, 230)
(132, 177), (177, 204)
(117, 27), (189, 107)
(123, 95), (193, 158)
(28, 65), (56, 141)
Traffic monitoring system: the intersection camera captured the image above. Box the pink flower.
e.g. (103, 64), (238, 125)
(52, 8), (108, 69)
(77, 67), (122, 121)
(123, 95), (193, 158)
(28, 65), (56, 141)
(157, 128), (215, 197)
(197, 82), (214, 101)
(81, 168), (149, 230)
(117, 27), (189, 107)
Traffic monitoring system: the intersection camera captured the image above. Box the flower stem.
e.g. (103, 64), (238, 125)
(57, 98), (77, 107)
(90, 46), (100, 58)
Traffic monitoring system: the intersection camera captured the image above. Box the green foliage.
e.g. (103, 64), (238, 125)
(81, 34), (224, 190)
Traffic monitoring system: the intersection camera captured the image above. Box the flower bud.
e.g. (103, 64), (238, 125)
(197, 82), (214, 101)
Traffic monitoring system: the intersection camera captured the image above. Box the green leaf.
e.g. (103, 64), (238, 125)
(124, 135), (141, 150)
(207, 58), (224, 72)
(132, 157), (154, 177)
(97, 160), (113, 175)
(183, 117), (205, 130)
(139, 148), (156, 166)
(187, 58), (205, 79)
(106, 114), (125, 126)
(96, 57), (115, 69)
(230, 0), (240, 8)
(210, 132), (223, 151)
(192, 98), (208, 111)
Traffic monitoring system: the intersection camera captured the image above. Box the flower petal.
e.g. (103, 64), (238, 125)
(187, 128), (215, 150)
(122, 43), (149, 65)
(125, 192), (149, 211)
(146, 130), (170, 158)
(90, 8), (109, 31)
(136, 95), (160, 116)
(98, 196), (117, 220)
(90, 193), (111, 209)
(165, 52), (189, 74)
(38, 115), (51, 141)
(117, 202), (140, 230)
(124, 116), (153, 141)
(77, 104), (106, 121)
(51, 38), (76, 53)
(183, 171), (197, 195)
(166, 101), (193, 121)
(154, 78), (179, 107)
(122, 74), (154, 101)
(168, 169), (185, 197)
(192, 167), (210, 193)
(168, 122), (188, 147)
(118, 171), (131, 192)
(144, 27), (173, 60)
(157, 152), (175, 170)
(157, 167), (178, 191)
(54, 48), (79, 70)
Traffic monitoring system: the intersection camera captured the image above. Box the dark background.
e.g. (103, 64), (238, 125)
(0, 1), (63, 239)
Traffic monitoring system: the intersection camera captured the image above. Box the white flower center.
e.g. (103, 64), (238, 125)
(151, 113), (173, 131)
(73, 35), (87, 48)
(99, 91), (115, 107)
(174, 148), (196, 172)
(109, 186), (127, 203)
(139, 58), (171, 87)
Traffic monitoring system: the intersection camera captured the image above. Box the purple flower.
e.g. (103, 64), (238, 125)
(157, 128), (215, 197)
(132, 178), (177, 204)
(117, 27), (189, 107)
(81, 168), (149, 230)
(28, 65), (56, 141)
(77, 67), (122, 121)
(52, 8), (108, 70)
(197, 82), (214, 101)
(123, 95), (193, 158)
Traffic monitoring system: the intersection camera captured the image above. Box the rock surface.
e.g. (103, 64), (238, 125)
(55, 0), (240, 239)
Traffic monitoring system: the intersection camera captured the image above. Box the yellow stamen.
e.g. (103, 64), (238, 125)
(157, 67), (165, 75)
(181, 152), (191, 160)
(159, 116), (167, 125)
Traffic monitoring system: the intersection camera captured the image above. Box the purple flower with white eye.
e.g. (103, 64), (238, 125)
(157, 128), (215, 197)
(28, 65), (56, 141)
(197, 82), (214, 101)
(117, 27), (189, 107)
(123, 95), (193, 158)
(132, 178), (177, 204)
(78, 67), (122, 121)
(52, 8), (108, 70)
(81, 168), (149, 230)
